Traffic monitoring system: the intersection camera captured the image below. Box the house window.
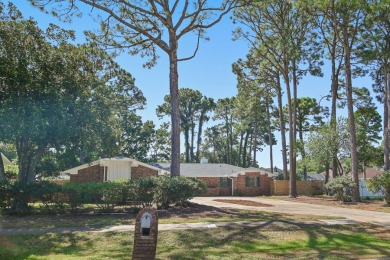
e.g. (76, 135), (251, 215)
(220, 177), (230, 187)
(246, 177), (260, 187)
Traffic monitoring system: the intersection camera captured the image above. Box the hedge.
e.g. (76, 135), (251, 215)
(0, 176), (206, 215)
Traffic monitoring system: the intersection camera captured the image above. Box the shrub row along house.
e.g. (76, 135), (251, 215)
(62, 157), (274, 196)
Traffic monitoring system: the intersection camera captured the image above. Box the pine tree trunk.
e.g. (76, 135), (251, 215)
(330, 38), (339, 177)
(253, 118), (258, 167)
(190, 121), (195, 162)
(384, 69), (390, 170)
(266, 99), (273, 173)
(169, 47), (180, 177)
(343, 24), (360, 201)
(286, 82), (297, 197)
(276, 76), (288, 180)
(238, 131), (244, 167)
(196, 112), (205, 163)
(243, 130), (249, 168)
(0, 151), (5, 181)
(184, 127), (190, 163)
(290, 62), (298, 198)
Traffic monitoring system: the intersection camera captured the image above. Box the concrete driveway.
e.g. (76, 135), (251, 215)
(191, 196), (390, 228)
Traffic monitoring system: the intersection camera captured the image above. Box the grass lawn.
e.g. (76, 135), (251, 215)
(268, 196), (390, 213)
(0, 204), (341, 229)
(0, 224), (389, 259)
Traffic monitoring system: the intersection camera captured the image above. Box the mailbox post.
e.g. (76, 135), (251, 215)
(132, 207), (158, 260)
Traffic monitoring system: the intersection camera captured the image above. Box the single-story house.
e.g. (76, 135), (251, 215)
(157, 162), (273, 196)
(63, 157), (167, 183)
(64, 157), (272, 197)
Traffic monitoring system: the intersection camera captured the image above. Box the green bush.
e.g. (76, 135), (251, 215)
(62, 182), (95, 212)
(326, 175), (356, 202)
(153, 176), (206, 209)
(93, 181), (123, 212)
(366, 171), (390, 205)
(0, 181), (65, 215)
(132, 177), (158, 207)
(0, 176), (208, 214)
(0, 180), (12, 211)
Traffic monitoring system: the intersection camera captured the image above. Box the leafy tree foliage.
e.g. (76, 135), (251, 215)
(157, 88), (214, 163)
(0, 3), (145, 183)
(30, 0), (244, 177)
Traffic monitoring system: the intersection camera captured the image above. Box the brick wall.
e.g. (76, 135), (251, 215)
(233, 172), (272, 196)
(70, 165), (106, 183)
(132, 165), (158, 180)
(197, 172), (272, 196)
(271, 180), (324, 195)
(197, 177), (220, 196)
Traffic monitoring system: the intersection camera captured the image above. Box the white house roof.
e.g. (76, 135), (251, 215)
(62, 157), (165, 175)
(156, 163), (271, 177)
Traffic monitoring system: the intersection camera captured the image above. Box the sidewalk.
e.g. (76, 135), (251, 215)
(0, 219), (360, 235)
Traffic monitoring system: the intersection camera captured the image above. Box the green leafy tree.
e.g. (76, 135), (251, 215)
(355, 106), (382, 176)
(367, 171), (390, 205)
(306, 118), (349, 183)
(285, 97), (324, 179)
(0, 4), (145, 183)
(157, 88), (214, 163)
(150, 122), (171, 162)
(358, 1), (390, 170)
(120, 113), (155, 161)
(213, 97), (237, 165)
(234, 0), (322, 196)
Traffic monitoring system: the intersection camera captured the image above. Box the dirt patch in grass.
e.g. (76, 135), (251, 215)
(213, 199), (273, 207)
(271, 196), (390, 213)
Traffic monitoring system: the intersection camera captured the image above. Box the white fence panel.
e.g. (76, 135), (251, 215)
(359, 180), (383, 197)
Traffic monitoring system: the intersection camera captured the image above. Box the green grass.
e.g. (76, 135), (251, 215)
(0, 224), (389, 259)
(0, 209), (342, 229)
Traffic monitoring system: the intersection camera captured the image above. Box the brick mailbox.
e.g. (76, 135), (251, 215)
(132, 207), (158, 260)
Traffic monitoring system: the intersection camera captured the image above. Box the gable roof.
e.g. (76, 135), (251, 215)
(62, 157), (165, 175)
(156, 163), (271, 177)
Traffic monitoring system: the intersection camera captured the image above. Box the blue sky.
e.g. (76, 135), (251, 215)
(9, 1), (382, 170)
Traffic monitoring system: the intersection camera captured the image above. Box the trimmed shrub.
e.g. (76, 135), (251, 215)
(154, 176), (206, 209)
(326, 175), (356, 202)
(93, 181), (123, 212)
(132, 177), (158, 207)
(366, 171), (390, 205)
(62, 182), (95, 212)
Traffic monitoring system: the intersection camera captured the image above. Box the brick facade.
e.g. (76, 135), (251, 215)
(70, 163), (158, 183)
(198, 172), (272, 196)
(132, 165), (158, 179)
(70, 165), (106, 183)
(234, 172), (271, 196)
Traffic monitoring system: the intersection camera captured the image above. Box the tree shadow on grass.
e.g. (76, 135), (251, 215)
(0, 231), (134, 260)
(158, 222), (390, 259)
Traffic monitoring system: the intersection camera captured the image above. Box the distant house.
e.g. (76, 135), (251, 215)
(63, 157), (166, 183)
(157, 162), (273, 196)
(358, 167), (383, 180)
(306, 174), (326, 181)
